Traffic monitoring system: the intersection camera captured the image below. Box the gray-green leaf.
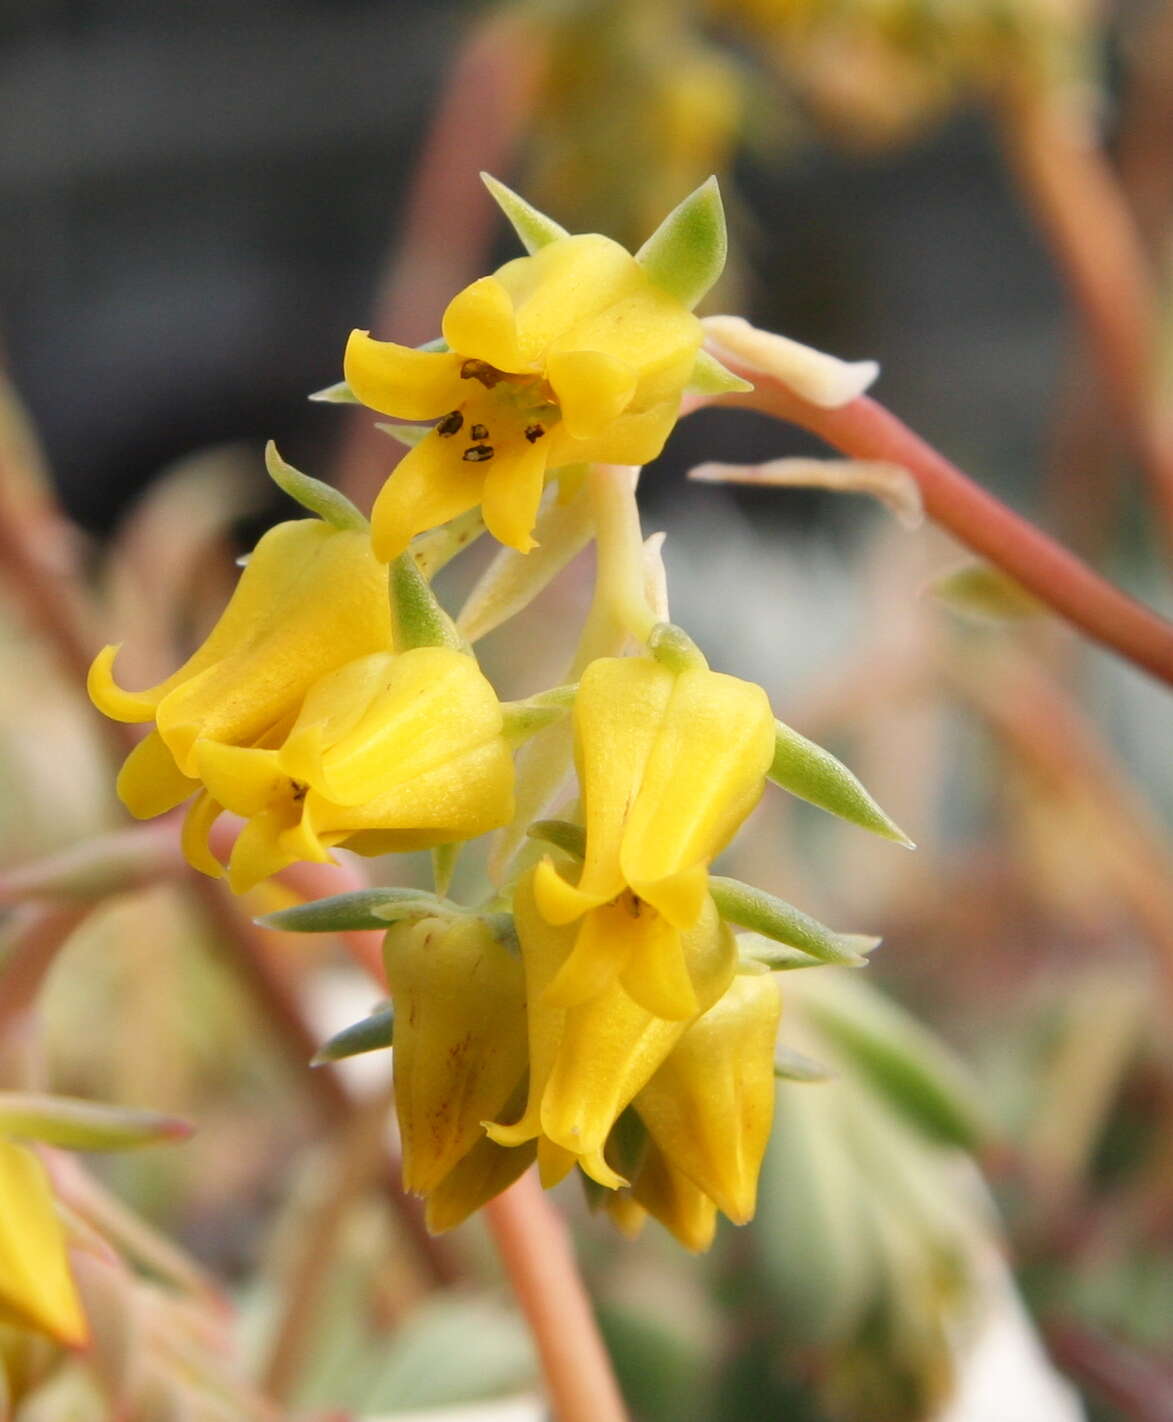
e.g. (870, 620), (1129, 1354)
(635, 176), (727, 310)
(265, 442), (367, 531)
(771, 719), (914, 846)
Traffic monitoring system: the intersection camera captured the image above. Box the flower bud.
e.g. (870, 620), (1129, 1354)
(383, 915), (527, 1196)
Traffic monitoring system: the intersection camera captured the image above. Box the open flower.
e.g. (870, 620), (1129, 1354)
(531, 655), (775, 1019)
(186, 647), (515, 891)
(88, 517), (392, 811)
(345, 231), (704, 560)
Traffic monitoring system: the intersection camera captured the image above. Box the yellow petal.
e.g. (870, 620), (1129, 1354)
(180, 792), (224, 879)
(343, 331), (465, 419)
(441, 277), (524, 373)
(530, 857), (611, 927)
(541, 901), (641, 1011)
(153, 520), (392, 776)
(630, 1140), (718, 1253)
(537, 1137), (579, 1189)
(194, 743), (286, 818)
(116, 730), (199, 818)
(621, 667), (774, 917)
(546, 350), (637, 441)
(616, 909), (698, 1021)
(226, 806), (317, 893)
(635, 974), (781, 1225)
(545, 399), (681, 468)
(86, 645), (160, 724)
(0, 1141), (87, 1347)
(424, 1136), (536, 1233)
(370, 433), (489, 562)
(479, 436), (550, 553)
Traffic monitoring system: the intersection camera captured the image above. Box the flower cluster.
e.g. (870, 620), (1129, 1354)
(89, 177), (905, 1248)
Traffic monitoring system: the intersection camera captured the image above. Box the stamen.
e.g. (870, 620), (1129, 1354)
(460, 359), (503, 388)
(436, 410), (463, 437)
(524, 423), (546, 443)
(463, 444), (495, 463)
(470, 423), (489, 441)
(290, 780), (308, 802)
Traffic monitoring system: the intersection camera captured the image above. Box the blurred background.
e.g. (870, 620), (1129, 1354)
(1, 1), (1172, 1419)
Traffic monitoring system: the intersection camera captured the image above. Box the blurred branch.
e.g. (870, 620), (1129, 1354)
(1043, 1319), (1173, 1422)
(705, 368), (1173, 686)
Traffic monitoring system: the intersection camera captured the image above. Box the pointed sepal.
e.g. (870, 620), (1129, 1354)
(771, 720), (914, 846)
(312, 1005), (394, 1065)
(481, 172), (569, 254)
(308, 380), (359, 404)
(257, 887), (455, 934)
(635, 176), (727, 311)
(375, 422), (433, 448)
(389, 553), (467, 653)
(711, 877), (878, 966)
(265, 441), (367, 531)
(686, 347), (753, 396)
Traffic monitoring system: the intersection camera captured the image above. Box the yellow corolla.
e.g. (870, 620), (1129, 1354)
(345, 232), (703, 560)
(531, 655), (775, 1020)
(0, 1140), (86, 1347)
(184, 647), (515, 892)
(89, 518), (392, 810)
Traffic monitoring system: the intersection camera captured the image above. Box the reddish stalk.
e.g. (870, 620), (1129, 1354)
(707, 366), (1173, 686)
(995, 85), (1173, 551)
(485, 1175), (630, 1422)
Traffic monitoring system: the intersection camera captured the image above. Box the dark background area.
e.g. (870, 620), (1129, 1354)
(0, 0), (1069, 539)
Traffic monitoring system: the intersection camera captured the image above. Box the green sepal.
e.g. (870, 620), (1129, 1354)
(739, 932), (878, 972)
(312, 1005), (394, 1065)
(389, 553), (468, 653)
(527, 819), (586, 860)
(265, 441), (367, 531)
(771, 720), (914, 847)
(647, 622), (708, 673)
(257, 887), (451, 933)
(774, 1047), (834, 1083)
(685, 348), (753, 396)
(481, 172), (569, 254)
(0, 1093), (192, 1151)
(308, 381), (359, 404)
(376, 422), (432, 448)
(712, 878), (878, 966)
(635, 176), (727, 310)
(501, 684), (577, 746)
(799, 975), (993, 1150)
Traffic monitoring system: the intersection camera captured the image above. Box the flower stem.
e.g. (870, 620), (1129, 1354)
(995, 84), (1173, 552)
(588, 463), (659, 646)
(485, 1174), (630, 1422)
(707, 366), (1173, 687)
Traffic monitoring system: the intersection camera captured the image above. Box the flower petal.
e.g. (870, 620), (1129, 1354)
(546, 349), (638, 441)
(441, 276), (524, 373)
(0, 1140), (87, 1346)
(344, 332), (465, 419)
(180, 792), (225, 879)
(479, 436), (550, 553)
(370, 433), (489, 562)
(116, 730), (199, 818)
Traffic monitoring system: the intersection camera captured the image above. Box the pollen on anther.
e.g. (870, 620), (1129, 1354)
(470, 423), (489, 440)
(524, 424), (546, 443)
(436, 410), (463, 437)
(463, 444), (494, 463)
(460, 359), (502, 388)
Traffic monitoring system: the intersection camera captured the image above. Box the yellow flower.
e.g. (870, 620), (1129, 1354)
(187, 647), (515, 892)
(487, 869), (736, 1189)
(89, 517), (392, 806)
(382, 914), (528, 1197)
(634, 972), (782, 1225)
(629, 1138), (719, 1253)
(531, 655), (775, 1019)
(0, 1140), (86, 1348)
(345, 232), (703, 560)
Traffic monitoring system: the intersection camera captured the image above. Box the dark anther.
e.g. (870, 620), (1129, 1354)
(290, 780), (308, 802)
(436, 410), (463, 437)
(463, 444), (495, 463)
(470, 423), (489, 441)
(460, 359), (502, 388)
(524, 423), (546, 443)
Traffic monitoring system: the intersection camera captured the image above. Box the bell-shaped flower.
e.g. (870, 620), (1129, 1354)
(629, 1137), (719, 1253)
(487, 869), (736, 1189)
(634, 972), (782, 1225)
(89, 518), (392, 808)
(0, 1140), (86, 1347)
(531, 655), (774, 1019)
(345, 232), (703, 560)
(183, 646), (514, 892)
(382, 914), (528, 1197)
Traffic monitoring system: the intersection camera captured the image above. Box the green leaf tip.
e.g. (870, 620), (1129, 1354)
(257, 887), (445, 933)
(635, 175), (727, 310)
(389, 552), (468, 653)
(481, 172), (569, 254)
(771, 720), (915, 848)
(308, 380), (359, 404)
(312, 1006), (394, 1065)
(265, 441), (367, 531)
